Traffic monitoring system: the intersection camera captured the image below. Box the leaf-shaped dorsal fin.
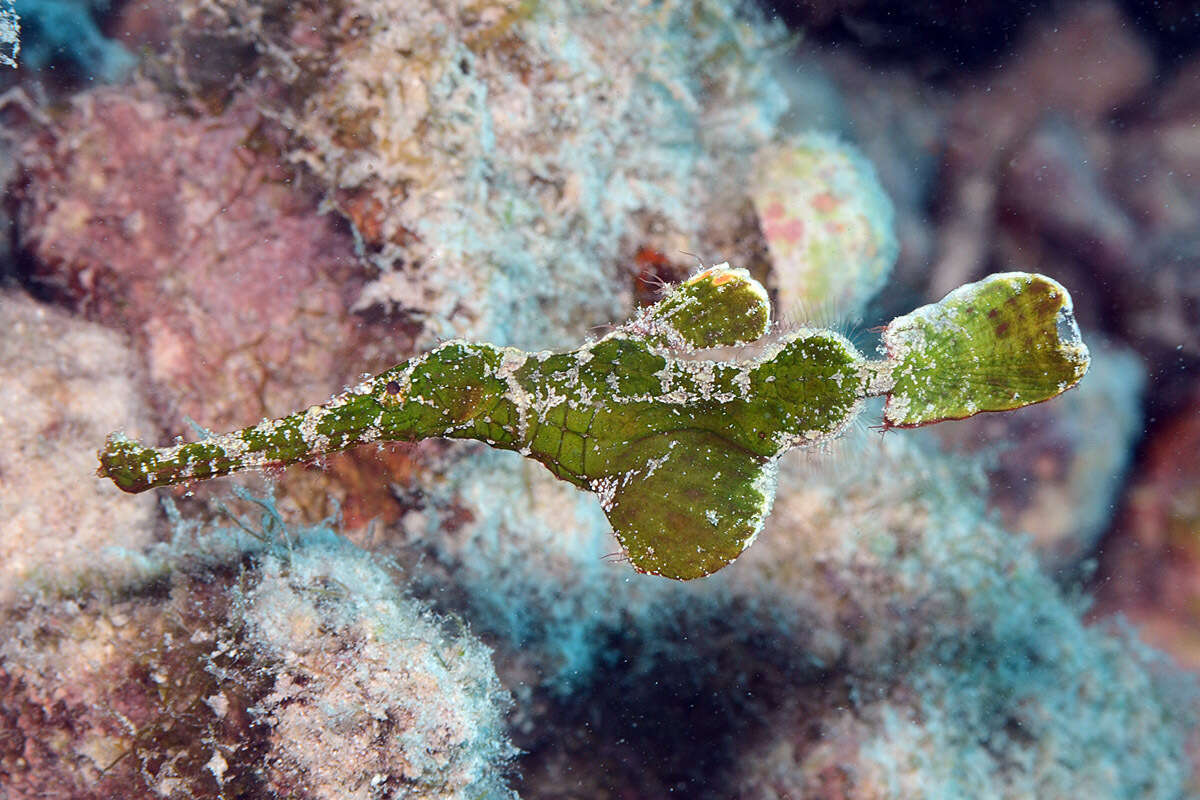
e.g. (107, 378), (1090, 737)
(625, 264), (771, 351)
(594, 430), (777, 580)
(882, 272), (1090, 427)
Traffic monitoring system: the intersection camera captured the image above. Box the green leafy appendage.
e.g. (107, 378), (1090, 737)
(100, 266), (1089, 579)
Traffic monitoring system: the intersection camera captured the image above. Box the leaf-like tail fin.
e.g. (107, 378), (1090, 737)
(881, 272), (1090, 428)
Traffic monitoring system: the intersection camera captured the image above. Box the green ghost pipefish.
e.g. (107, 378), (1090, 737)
(99, 266), (1089, 580)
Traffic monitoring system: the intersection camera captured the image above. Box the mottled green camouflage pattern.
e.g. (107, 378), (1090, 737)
(100, 267), (1089, 579)
(883, 272), (1090, 428)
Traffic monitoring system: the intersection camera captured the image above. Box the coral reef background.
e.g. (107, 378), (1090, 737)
(1, 1), (1199, 798)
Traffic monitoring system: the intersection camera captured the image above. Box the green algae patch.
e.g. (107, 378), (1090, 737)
(882, 273), (1090, 428)
(99, 265), (1089, 580)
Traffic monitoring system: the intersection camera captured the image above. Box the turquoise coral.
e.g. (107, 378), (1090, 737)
(199, 0), (791, 349)
(0, 0), (17, 68)
(0, 495), (518, 798)
(9, 0), (134, 80)
(100, 266), (1089, 580)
